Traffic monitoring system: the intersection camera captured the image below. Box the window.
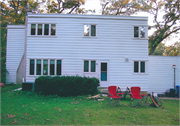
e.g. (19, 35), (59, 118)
(57, 60), (61, 75)
(30, 59), (34, 75)
(43, 59), (48, 75)
(84, 25), (96, 37)
(50, 60), (55, 75)
(38, 24), (42, 35)
(51, 24), (56, 35)
(84, 60), (96, 72)
(134, 61), (145, 73)
(30, 24), (56, 36)
(44, 24), (49, 35)
(29, 59), (61, 76)
(31, 24), (36, 35)
(36, 59), (41, 75)
(134, 26), (146, 38)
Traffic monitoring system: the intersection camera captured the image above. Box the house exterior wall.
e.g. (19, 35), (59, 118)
(25, 14), (149, 91)
(6, 25), (25, 84)
(148, 56), (180, 94)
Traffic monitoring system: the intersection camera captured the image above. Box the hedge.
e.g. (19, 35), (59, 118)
(34, 76), (100, 97)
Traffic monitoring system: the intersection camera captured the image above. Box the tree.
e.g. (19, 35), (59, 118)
(0, 0), (39, 83)
(152, 42), (180, 56)
(139, 0), (180, 55)
(46, 0), (85, 14)
(100, 0), (142, 15)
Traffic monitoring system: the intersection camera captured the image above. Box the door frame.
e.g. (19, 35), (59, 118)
(99, 60), (109, 87)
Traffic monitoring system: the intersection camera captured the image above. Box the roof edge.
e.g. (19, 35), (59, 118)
(7, 25), (25, 29)
(27, 13), (148, 21)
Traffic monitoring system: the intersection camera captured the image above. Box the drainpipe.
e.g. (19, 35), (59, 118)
(172, 65), (176, 89)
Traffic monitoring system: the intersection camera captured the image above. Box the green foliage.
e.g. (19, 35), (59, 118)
(34, 76), (100, 97)
(152, 42), (180, 56)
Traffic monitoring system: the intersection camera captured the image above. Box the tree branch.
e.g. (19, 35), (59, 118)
(102, 2), (109, 15)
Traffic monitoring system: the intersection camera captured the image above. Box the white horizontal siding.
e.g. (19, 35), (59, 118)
(148, 56), (179, 94)
(6, 27), (25, 84)
(26, 15), (148, 91)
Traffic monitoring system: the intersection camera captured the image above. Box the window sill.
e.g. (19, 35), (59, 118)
(28, 35), (57, 38)
(133, 73), (148, 75)
(133, 38), (148, 40)
(83, 36), (97, 39)
(83, 72), (97, 74)
(27, 75), (61, 77)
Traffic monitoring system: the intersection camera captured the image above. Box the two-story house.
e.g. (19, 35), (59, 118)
(6, 13), (180, 93)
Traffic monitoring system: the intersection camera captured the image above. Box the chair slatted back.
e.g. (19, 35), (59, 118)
(131, 87), (141, 98)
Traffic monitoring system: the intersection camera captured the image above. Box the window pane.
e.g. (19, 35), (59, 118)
(38, 24), (42, 35)
(91, 25), (96, 36)
(43, 60), (48, 75)
(134, 26), (139, 38)
(101, 63), (107, 71)
(44, 24), (49, 35)
(51, 24), (56, 35)
(50, 60), (55, 75)
(141, 61), (145, 73)
(84, 61), (89, 72)
(36, 59), (41, 75)
(140, 26), (145, 38)
(84, 25), (89, 36)
(91, 61), (96, 72)
(30, 59), (34, 75)
(134, 61), (139, 73)
(57, 60), (61, 75)
(31, 24), (36, 35)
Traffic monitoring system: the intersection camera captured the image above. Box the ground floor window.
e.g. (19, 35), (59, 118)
(83, 60), (96, 72)
(134, 61), (145, 73)
(29, 59), (62, 76)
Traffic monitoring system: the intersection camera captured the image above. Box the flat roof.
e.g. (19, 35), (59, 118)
(27, 13), (148, 21)
(7, 25), (25, 29)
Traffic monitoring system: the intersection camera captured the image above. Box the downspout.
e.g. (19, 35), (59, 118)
(24, 14), (28, 82)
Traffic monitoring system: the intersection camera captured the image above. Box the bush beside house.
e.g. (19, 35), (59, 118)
(34, 76), (100, 97)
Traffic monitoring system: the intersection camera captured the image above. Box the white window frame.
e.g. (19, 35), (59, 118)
(133, 25), (147, 39)
(83, 60), (96, 73)
(83, 24), (97, 37)
(133, 61), (146, 74)
(29, 23), (56, 37)
(28, 59), (62, 76)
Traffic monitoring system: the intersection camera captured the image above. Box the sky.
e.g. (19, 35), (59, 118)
(83, 0), (180, 46)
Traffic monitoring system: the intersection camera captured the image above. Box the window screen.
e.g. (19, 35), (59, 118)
(84, 61), (89, 72)
(30, 59), (34, 75)
(31, 24), (36, 35)
(91, 61), (96, 72)
(134, 61), (139, 73)
(51, 24), (56, 35)
(43, 60), (48, 75)
(57, 60), (61, 75)
(134, 26), (139, 38)
(38, 24), (42, 35)
(36, 59), (41, 75)
(91, 25), (96, 36)
(141, 61), (145, 73)
(50, 60), (55, 75)
(44, 24), (49, 35)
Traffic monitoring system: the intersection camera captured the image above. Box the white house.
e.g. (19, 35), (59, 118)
(6, 13), (180, 94)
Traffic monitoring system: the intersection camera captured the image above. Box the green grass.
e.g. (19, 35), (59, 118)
(1, 85), (180, 125)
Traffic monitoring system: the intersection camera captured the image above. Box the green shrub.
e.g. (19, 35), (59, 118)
(34, 76), (100, 97)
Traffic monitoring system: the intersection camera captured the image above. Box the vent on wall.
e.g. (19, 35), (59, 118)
(125, 58), (129, 62)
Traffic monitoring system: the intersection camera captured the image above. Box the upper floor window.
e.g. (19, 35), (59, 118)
(30, 24), (56, 36)
(134, 61), (145, 73)
(134, 26), (146, 38)
(84, 60), (96, 72)
(84, 25), (96, 37)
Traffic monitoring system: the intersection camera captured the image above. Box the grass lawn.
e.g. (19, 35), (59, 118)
(1, 84), (180, 125)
